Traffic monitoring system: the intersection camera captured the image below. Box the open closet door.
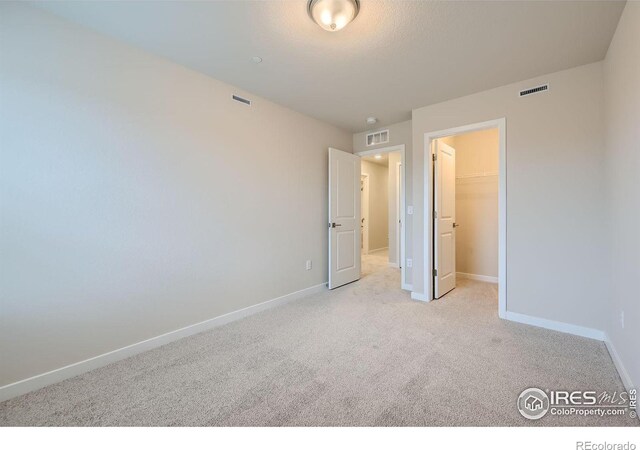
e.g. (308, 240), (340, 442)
(328, 147), (361, 289)
(434, 140), (456, 298)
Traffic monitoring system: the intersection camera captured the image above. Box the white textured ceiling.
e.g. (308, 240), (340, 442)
(33, 0), (625, 132)
(363, 153), (390, 166)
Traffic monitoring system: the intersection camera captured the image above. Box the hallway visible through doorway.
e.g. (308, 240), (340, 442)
(359, 148), (403, 284)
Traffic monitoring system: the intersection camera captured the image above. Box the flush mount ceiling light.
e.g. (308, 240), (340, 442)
(366, 117), (377, 125)
(308, 0), (360, 32)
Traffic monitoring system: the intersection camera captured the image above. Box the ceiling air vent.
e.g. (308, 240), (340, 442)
(519, 84), (549, 97)
(366, 129), (389, 147)
(232, 94), (251, 106)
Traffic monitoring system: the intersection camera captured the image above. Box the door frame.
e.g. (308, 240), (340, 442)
(422, 119), (506, 318)
(395, 161), (402, 268)
(360, 173), (370, 255)
(355, 144), (408, 291)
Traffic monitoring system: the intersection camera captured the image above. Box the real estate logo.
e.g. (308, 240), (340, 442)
(517, 387), (636, 420)
(517, 387), (550, 420)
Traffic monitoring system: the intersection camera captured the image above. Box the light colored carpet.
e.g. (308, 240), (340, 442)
(0, 252), (635, 426)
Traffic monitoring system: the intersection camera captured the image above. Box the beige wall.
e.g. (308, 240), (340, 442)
(0, 4), (352, 386)
(361, 160), (388, 252)
(603, 1), (640, 389)
(412, 62), (607, 329)
(387, 152), (402, 265)
(451, 129), (499, 278)
(354, 120), (412, 282)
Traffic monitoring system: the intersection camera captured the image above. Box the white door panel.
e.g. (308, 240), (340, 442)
(329, 148), (361, 289)
(336, 231), (356, 271)
(434, 141), (456, 298)
(336, 159), (355, 217)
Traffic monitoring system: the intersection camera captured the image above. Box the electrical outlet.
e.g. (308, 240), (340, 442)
(306, 260), (312, 271)
(406, 258), (413, 268)
(407, 205), (414, 215)
(620, 310), (625, 329)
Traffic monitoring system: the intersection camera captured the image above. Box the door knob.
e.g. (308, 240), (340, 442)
(453, 222), (459, 228)
(331, 222), (342, 228)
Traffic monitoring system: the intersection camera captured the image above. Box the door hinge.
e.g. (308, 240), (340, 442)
(432, 153), (437, 161)
(433, 269), (438, 277)
(434, 211), (438, 219)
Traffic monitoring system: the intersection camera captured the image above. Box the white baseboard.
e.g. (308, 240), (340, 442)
(368, 246), (389, 254)
(457, 272), (498, 284)
(503, 311), (606, 341)
(499, 311), (634, 404)
(604, 334), (635, 392)
(402, 283), (413, 291)
(411, 292), (430, 302)
(0, 282), (327, 402)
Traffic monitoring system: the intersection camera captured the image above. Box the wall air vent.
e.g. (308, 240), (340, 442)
(232, 94), (251, 106)
(519, 84), (549, 97)
(366, 129), (389, 147)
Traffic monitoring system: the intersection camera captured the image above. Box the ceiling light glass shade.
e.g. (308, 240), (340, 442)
(308, 0), (360, 32)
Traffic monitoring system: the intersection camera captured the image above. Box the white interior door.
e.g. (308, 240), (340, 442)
(329, 148), (361, 289)
(434, 140), (456, 298)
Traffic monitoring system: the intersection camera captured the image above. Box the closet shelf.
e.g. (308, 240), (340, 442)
(456, 171), (498, 179)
